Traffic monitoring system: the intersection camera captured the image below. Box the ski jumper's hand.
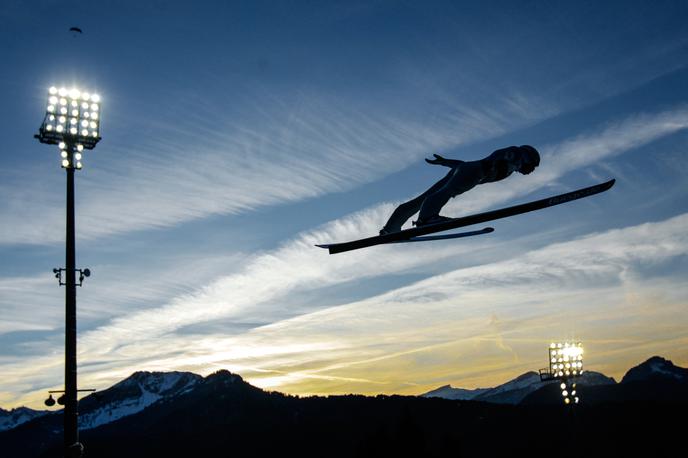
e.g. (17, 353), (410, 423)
(425, 154), (462, 168)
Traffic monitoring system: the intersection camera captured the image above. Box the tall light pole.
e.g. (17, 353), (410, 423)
(35, 86), (101, 458)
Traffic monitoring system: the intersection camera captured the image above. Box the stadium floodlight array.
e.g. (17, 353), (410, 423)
(538, 341), (584, 405)
(549, 341), (584, 378)
(35, 86), (101, 169)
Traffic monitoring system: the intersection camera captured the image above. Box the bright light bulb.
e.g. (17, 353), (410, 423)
(49, 87), (58, 95)
(59, 116), (66, 123)
(62, 159), (70, 167)
(76, 161), (82, 169)
(71, 109), (79, 116)
(91, 94), (100, 103)
(75, 152), (82, 160)
(70, 127), (78, 135)
(69, 89), (80, 99)
(83, 111), (90, 118)
(82, 93), (90, 101)
(47, 105), (55, 112)
(59, 142), (66, 148)
(81, 129), (89, 136)
(71, 100), (78, 107)
(77, 144), (84, 151)
(564, 398), (570, 404)
(60, 107), (68, 115)
(49, 115), (56, 121)
(82, 102), (89, 109)
(81, 120), (88, 127)
(90, 121), (97, 128)
(91, 103), (99, 111)
(70, 118), (78, 125)
(574, 397), (579, 403)
(91, 112), (98, 120)
(92, 131), (98, 137)
(562, 390), (568, 397)
(49, 96), (58, 104)
(58, 88), (68, 96)
(560, 383), (566, 390)
(61, 151), (68, 158)
(571, 390), (576, 396)
(46, 124), (53, 131)
(59, 98), (67, 106)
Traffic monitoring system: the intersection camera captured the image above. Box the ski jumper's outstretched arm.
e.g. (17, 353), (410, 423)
(425, 153), (464, 168)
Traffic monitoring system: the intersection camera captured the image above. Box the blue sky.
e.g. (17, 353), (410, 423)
(1, 0), (687, 407)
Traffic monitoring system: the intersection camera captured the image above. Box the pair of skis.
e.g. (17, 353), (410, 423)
(316, 179), (615, 254)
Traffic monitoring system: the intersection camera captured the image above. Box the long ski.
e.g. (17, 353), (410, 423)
(388, 227), (494, 243)
(316, 179), (615, 254)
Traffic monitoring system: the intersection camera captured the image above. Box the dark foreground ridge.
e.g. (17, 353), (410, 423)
(1, 358), (686, 458)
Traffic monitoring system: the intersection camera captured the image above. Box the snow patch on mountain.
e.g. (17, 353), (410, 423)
(78, 371), (202, 430)
(0, 407), (48, 432)
(422, 370), (616, 405)
(421, 384), (490, 400)
(621, 356), (688, 384)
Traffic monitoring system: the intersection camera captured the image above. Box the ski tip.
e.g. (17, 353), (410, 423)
(484, 227), (495, 233)
(315, 244), (332, 249)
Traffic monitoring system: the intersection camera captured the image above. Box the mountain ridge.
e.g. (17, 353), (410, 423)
(1, 355), (684, 434)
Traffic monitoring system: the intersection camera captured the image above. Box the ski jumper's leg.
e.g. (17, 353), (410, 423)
(417, 175), (456, 221)
(418, 167), (479, 221)
(381, 171), (453, 233)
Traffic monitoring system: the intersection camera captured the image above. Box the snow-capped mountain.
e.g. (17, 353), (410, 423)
(422, 371), (551, 404)
(0, 407), (47, 432)
(422, 385), (490, 400)
(621, 356), (688, 384)
(77, 371), (202, 430)
(422, 370), (615, 405)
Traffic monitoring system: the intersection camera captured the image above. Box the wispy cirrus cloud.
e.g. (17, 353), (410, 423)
(5, 210), (685, 407)
(134, 212), (688, 395)
(3, 105), (688, 407)
(1, 88), (554, 245)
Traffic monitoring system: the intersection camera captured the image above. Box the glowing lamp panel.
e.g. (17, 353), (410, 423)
(39, 87), (100, 148)
(549, 342), (584, 378)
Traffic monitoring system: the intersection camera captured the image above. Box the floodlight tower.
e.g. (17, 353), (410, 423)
(35, 86), (101, 458)
(539, 342), (584, 405)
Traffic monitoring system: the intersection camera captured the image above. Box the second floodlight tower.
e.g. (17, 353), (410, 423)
(35, 86), (101, 457)
(540, 342), (584, 405)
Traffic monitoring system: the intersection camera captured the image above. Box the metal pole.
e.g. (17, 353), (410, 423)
(64, 143), (79, 457)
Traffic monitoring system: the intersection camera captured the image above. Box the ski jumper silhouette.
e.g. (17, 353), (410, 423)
(380, 145), (540, 235)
